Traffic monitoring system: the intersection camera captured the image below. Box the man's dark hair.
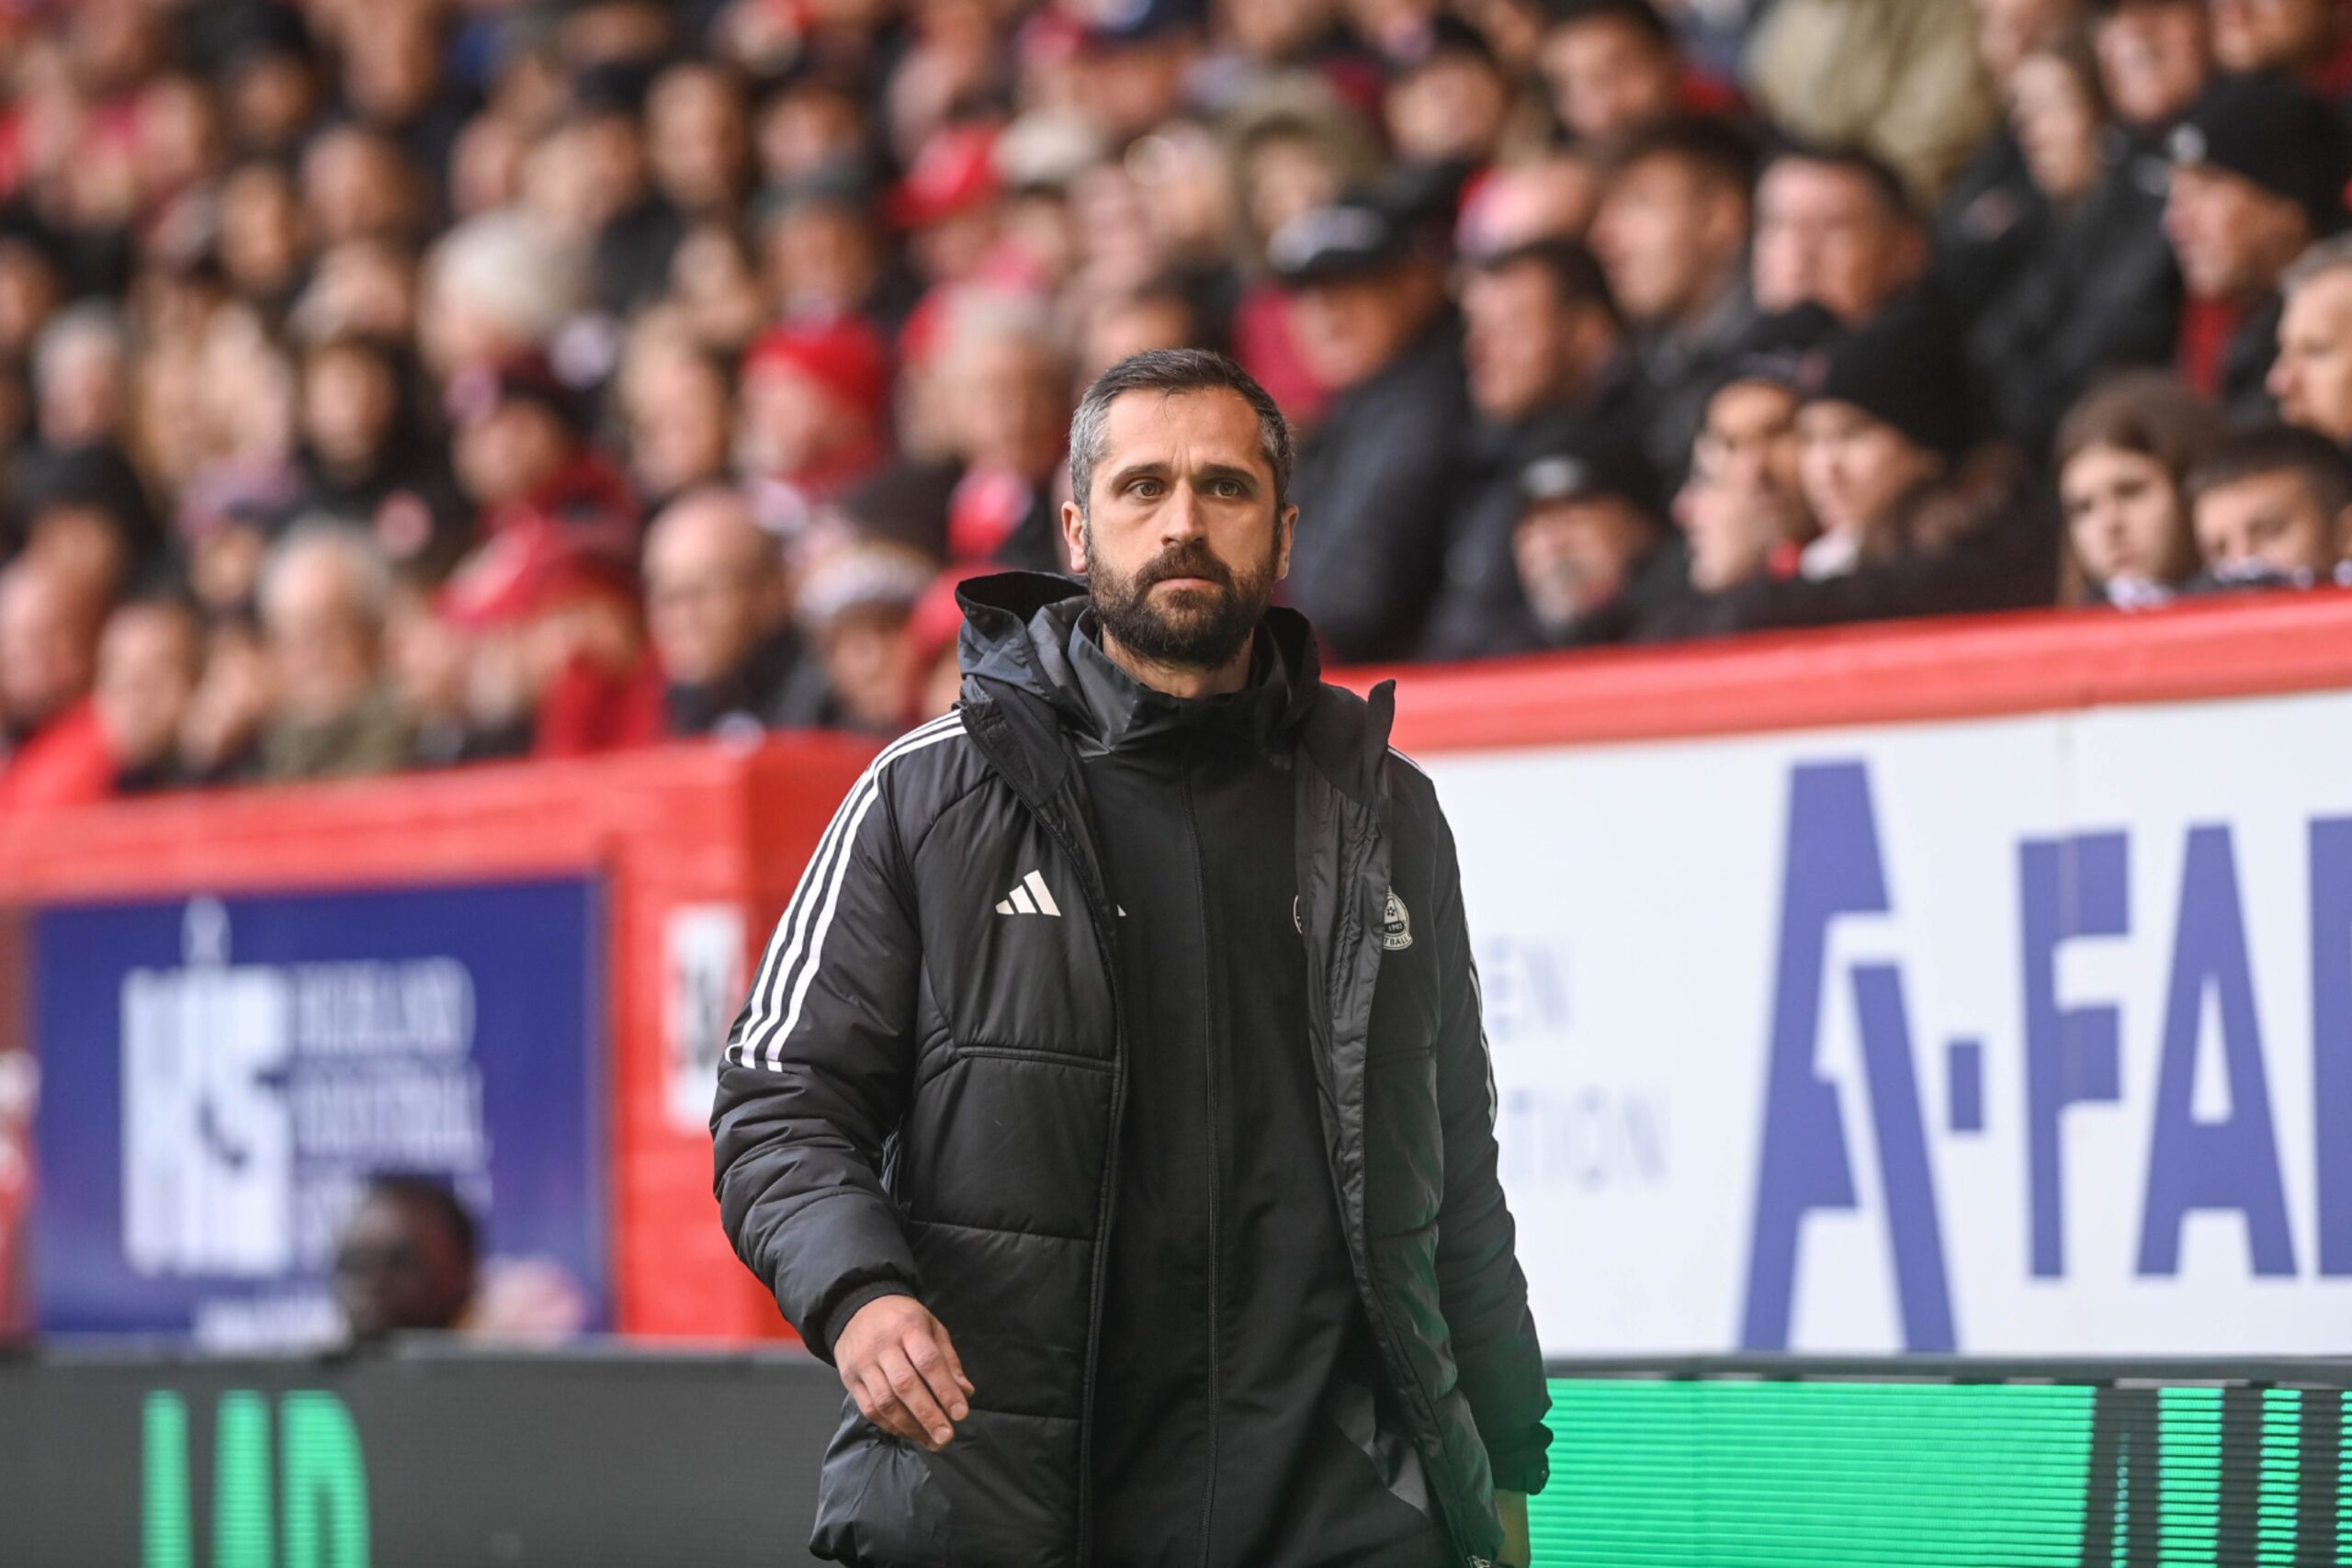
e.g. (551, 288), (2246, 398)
(1543, 0), (1675, 47)
(1068, 349), (1294, 517)
(365, 1174), (481, 1270)
(1611, 114), (1759, 199)
(1760, 139), (1919, 223)
(2186, 422), (2352, 515)
(1476, 238), (1623, 326)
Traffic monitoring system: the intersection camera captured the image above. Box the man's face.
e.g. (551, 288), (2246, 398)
(1972, 0), (2079, 86)
(645, 497), (776, 686)
(1590, 156), (1736, 328)
(303, 345), (397, 468)
(2211, 0), (2336, 73)
(333, 1192), (473, 1342)
(1512, 494), (1650, 627)
(649, 66), (746, 213)
(2164, 165), (2310, 302)
(0, 564), (96, 727)
(1753, 161), (1923, 324)
(946, 332), (1069, 480)
(455, 399), (571, 506)
(1462, 259), (1571, 421)
(1683, 379), (1812, 587)
(2194, 468), (2346, 575)
(96, 604), (199, 768)
(1288, 268), (1428, 392)
(2272, 269), (2352, 444)
(265, 551), (379, 723)
(1063, 387), (1293, 671)
(2095, 0), (2210, 128)
(1539, 17), (1678, 144)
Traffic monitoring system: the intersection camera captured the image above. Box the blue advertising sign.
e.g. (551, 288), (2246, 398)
(32, 878), (605, 1344)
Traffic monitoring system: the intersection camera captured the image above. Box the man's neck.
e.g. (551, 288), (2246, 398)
(1098, 626), (1254, 699)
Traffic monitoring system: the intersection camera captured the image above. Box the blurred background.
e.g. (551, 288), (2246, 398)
(3, 0), (2352, 1562)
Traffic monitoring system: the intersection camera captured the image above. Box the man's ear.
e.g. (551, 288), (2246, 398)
(1060, 499), (1089, 574)
(1275, 504), (1298, 581)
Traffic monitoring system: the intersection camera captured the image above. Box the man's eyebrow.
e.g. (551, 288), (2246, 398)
(1194, 463), (1261, 488)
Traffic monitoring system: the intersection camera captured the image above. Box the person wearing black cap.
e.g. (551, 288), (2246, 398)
(1421, 239), (1654, 659)
(1671, 307), (2052, 633)
(1272, 191), (1469, 662)
(447, 354), (641, 567)
(1509, 425), (1685, 647)
(2164, 71), (2352, 418)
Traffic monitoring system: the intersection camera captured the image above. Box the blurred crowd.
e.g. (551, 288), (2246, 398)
(3, 0), (2352, 811)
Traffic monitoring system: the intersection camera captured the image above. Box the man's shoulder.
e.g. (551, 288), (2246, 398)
(855, 711), (993, 828)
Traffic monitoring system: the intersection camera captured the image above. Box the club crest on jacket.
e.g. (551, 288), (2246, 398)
(1380, 889), (1412, 951)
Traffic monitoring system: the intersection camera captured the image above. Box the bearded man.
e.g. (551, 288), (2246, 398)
(713, 349), (1551, 1568)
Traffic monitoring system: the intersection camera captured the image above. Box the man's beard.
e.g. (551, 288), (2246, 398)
(1086, 528), (1278, 671)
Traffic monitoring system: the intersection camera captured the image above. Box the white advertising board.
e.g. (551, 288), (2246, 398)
(1430, 689), (2352, 1355)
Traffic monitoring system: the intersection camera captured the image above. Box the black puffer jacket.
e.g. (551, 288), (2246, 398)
(711, 572), (1550, 1567)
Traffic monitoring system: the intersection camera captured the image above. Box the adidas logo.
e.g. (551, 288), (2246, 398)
(994, 870), (1062, 917)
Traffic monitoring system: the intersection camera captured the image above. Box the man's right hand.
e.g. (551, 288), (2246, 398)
(834, 1293), (975, 1451)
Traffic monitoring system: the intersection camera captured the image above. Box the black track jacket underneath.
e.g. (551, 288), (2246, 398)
(711, 573), (1550, 1567)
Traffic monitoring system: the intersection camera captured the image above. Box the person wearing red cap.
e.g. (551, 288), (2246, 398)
(735, 314), (895, 505)
(436, 512), (664, 759)
(888, 119), (1006, 288)
(448, 352), (643, 566)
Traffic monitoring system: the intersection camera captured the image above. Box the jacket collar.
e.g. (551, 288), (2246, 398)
(953, 570), (1394, 808)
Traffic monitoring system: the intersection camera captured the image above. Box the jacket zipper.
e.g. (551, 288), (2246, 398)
(1180, 743), (1223, 1566)
(1033, 790), (1128, 1568)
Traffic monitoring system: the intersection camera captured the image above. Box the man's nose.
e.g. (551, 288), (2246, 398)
(1159, 483), (1210, 540)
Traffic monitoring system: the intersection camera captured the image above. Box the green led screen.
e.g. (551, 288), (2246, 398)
(1530, 1378), (2349, 1567)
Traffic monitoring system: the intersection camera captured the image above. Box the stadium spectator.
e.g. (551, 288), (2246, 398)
(643, 486), (826, 738)
(2054, 369), (2226, 604)
(332, 1175), (479, 1344)
(1930, 0), (2084, 322)
(1751, 143), (1929, 325)
(1657, 307), (1840, 618)
(1454, 147), (1605, 258)
(31, 301), (132, 451)
(2163, 72), (2352, 418)
(1273, 195), (1466, 661)
(1536, 0), (1728, 148)
(0, 555), (108, 811)
(1509, 425), (1685, 646)
(447, 355), (638, 566)
(2210, 0), (2352, 89)
(2188, 422), (2352, 583)
(2090, 0), (2212, 134)
(646, 62), (753, 224)
(1589, 116), (1759, 480)
(93, 585), (206, 795)
(438, 514), (664, 759)
(1968, 39), (2180, 452)
(255, 525), (412, 783)
(1423, 240), (1652, 658)
(2271, 236), (2352, 446)
(735, 315), (894, 510)
(1384, 17), (1515, 170)
(1744, 0), (1996, 205)
(793, 542), (937, 734)
(931, 293), (1074, 571)
(293, 333), (469, 581)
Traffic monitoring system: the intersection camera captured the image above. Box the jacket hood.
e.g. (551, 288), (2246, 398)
(954, 570), (1395, 806)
